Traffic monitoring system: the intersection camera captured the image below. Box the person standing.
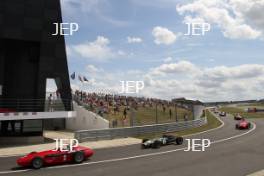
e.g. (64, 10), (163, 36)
(122, 107), (127, 126)
(123, 107), (127, 120)
(169, 108), (172, 119)
(48, 93), (54, 112)
(184, 114), (188, 121)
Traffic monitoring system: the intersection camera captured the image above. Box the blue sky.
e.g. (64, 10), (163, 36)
(55, 0), (264, 102)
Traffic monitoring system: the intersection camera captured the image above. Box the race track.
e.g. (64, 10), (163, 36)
(0, 112), (263, 176)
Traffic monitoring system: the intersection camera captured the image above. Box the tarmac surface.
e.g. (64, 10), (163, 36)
(0, 112), (263, 176)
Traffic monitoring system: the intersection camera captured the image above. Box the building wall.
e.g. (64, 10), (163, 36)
(66, 103), (109, 131)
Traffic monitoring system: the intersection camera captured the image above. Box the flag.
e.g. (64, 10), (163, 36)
(78, 75), (83, 82)
(70, 72), (75, 80)
(83, 76), (88, 82)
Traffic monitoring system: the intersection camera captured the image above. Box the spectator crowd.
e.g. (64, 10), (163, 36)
(73, 90), (191, 127)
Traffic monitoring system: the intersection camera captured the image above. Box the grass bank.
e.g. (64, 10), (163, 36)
(136, 110), (222, 139)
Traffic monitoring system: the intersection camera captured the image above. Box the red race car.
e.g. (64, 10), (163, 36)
(234, 113), (243, 120)
(235, 119), (251, 130)
(17, 145), (94, 169)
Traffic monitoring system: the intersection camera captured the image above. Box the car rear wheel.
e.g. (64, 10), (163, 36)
(73, 151), (85, 164)
(31, 157), (43, 169)
(175, 137), (183, 145)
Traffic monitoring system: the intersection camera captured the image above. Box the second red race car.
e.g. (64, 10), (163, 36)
(17, 145), (94, 169)
(235, 119), (251, 130)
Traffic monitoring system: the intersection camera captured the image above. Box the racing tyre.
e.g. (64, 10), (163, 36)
(247, 123), (251, 129)
(175, 137), (183, 145)
(31, 157), (43, 169)
(235, 124), (239, 129)
(141, 144), (147, 149)
(73, 151), (85, 164)
(152, 141), (161, 149)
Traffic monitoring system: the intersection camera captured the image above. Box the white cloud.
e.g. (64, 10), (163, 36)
(163, 57), (173, 63)
(117, 50), (126, 56)
(143, 62), (264, 101)
(70, 83), (80, 92)
(61, 0), (131, 27)
(150, 60), (201, 76)
(61, 0), (99, 15)
(85, 64), (103, 73)
(71, 36), (125, 61)
(203, 64), (264, 81)
(176, 0), (263, 39)
(152, 26), (180, 45)
(127, 36), (143, 43)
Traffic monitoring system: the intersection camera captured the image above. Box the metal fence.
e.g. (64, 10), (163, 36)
(75, 117), (207, 142)
(0, 99), (73, 112)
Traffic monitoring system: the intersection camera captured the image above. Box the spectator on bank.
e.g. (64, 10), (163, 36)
(169, 109), (172, 119)
(56, 89), (61, 100)
(184, 114), (188, 121)
(123, 107), (127, 120)
(48, 93), (54, 112)
(112, 119), (118, 128)
(98, 101), (104, 117)
(162, 104), (166, 114)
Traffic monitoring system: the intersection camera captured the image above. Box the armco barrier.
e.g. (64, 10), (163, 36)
(75, 118), (207, 142)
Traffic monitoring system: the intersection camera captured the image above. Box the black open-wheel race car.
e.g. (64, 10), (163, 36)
(141, 135), (183, 149)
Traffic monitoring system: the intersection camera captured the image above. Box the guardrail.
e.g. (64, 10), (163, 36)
(75, 117), (207, 142)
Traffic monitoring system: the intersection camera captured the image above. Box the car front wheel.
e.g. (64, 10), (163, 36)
(152, 141), (161, 149)
(175, 137), (183, 145)
(73, 151), (85, 164)
(32, 157), (43, 169)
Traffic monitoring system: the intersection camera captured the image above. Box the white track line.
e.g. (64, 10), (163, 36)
(184, 111), (224, 137)
(0, 122), (256, 175)
(0, 169), (31, 175)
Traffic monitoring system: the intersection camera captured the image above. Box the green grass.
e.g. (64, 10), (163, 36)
(237, 103), (264, 108)
(219, 106), (264, 119)
(136, 110), (222, 139)
(106, 105), (192, 127)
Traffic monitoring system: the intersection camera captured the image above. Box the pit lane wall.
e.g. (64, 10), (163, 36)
(66, 102), (109, 131)
(75, 117), (207, 142)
